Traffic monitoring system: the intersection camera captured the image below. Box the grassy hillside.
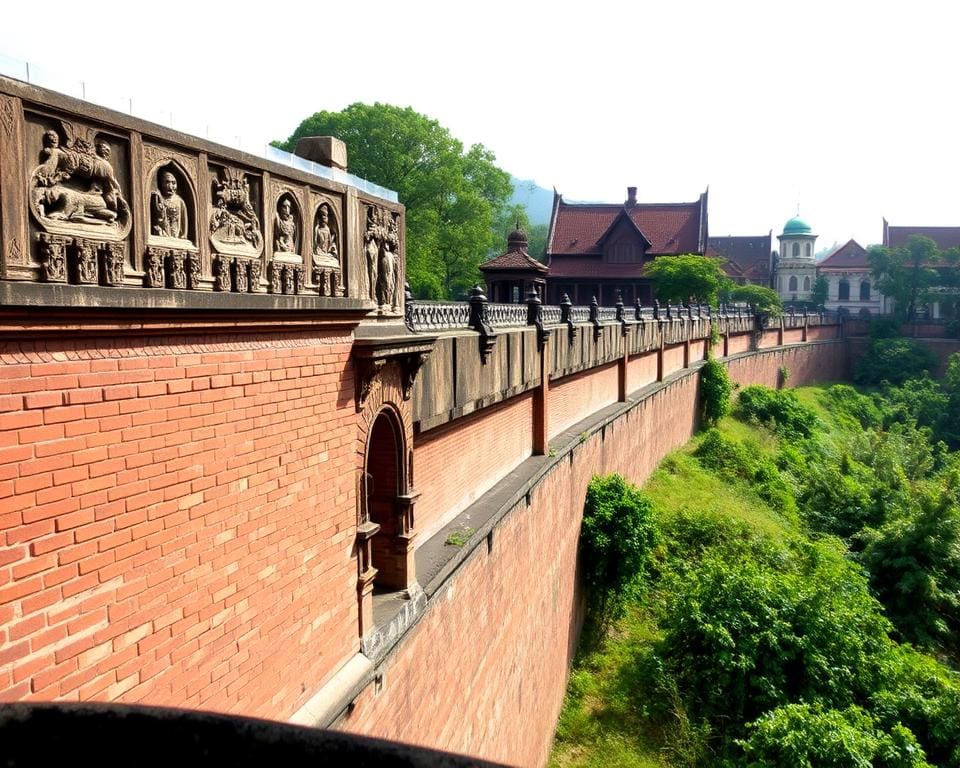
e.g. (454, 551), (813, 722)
(550, 383), (960, 768)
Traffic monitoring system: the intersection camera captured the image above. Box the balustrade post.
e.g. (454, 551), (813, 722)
(403, 281), (414, 331)
(560, 293), (574, 345)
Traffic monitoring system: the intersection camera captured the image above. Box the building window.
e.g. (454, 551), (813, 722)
(839, 280), (850, 301)
(805, 243), (812, 258)
(607, 240), (637, 263)
(803, 276), (810, 291)
(860, 281), (871, 301)
(788, 275), (798, 292)
(792, 243), (800, 258)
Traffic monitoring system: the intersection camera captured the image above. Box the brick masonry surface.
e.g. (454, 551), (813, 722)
(414, 393), (534, 543)
(0, 320), (852, 768)
(0, 329), (360, 717)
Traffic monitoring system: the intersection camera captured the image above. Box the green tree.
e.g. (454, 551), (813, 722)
(729, 284), (784, 317)
(811, 274), (829, 307)
(862, 484), (960, 652)
(739, 703), (931, 768)
(490, 203), (548, 262)
(580, 475), (658, 624)
(869, 236), (942, 321)
(277, 103), (512, 299)
(853, 339), (939, 386)
(642, 254), (727, 305)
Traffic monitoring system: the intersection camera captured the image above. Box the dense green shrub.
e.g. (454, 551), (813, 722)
(580, 474), (659, 622)
(739, 703), (931, 768)
(699, 358), (731, 426)
(823, 383), (883, 430)
(695, 428), (757, 481)
(797, 461), (878, 539)
(737, 385), (821, 439)
(658, 539), (891, 734)
(871, 644), (960, 768)
(881, 377), (947, 433)
(854, 338), (939, 386)
(861, 486), (960, 652)
(870, 317), (903, 339)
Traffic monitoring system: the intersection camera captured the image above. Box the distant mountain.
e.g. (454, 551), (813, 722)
(509, 177), (554, 226)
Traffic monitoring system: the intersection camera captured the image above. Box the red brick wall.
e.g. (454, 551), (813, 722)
(661, 343), (686, 377)
(413, 394), (533, 542)
(806, 325), (838, 341)
(341, 340), (849, 766)
(0, 330), (359, 718)
(626, 351), (658, 393)
(758, 330), (781, 349)
(547, 364), (618, 439)
(689, 339), (707, 364)
(783, 328), (804, 344)
(726, 332), (752, 354)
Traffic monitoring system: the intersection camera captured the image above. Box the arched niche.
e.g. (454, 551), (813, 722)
(148, 160), (197, 246)
(273, 192), (301, 257)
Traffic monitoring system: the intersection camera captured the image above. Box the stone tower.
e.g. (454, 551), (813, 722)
(775, 215), (818, 303)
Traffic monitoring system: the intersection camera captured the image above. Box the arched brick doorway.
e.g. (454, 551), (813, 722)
(356, 405), (419, 639)
(363, 408), (409, 590)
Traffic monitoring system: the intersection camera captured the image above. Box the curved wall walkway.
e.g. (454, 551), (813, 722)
(336, 339), (849, 767)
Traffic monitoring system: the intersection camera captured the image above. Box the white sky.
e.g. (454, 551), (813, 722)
(2, 0), (958, 253)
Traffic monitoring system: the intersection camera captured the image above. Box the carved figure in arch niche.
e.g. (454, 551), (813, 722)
(150, 169), (190, 241)
(364, 205), (401, 309)
(31, 127), (130, 238)
(209, 167), (262, 255)
(313, 203), (339, 266)
(365, 232), (379, 302)
(273, 197), (297, 254)
(378, 241), (398, 310)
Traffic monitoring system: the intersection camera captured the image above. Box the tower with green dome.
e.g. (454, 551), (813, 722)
(775, 214), (818, 303)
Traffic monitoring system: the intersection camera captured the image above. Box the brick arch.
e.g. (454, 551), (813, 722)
(354, 360), (420, 638)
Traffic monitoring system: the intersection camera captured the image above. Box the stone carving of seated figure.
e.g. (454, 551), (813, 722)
(274, 198), (297, 253)
(313, 203), (339, 264)
(151, 171), (189, 240)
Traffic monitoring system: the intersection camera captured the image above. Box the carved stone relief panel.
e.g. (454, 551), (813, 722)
(143, 145), (198, 253)
(310, 191), (343, 297)
(364, 204), (401, 313)
(208, 164), (263, 258)
(270, 184), (304, 263)
(25, 113), (132, 244)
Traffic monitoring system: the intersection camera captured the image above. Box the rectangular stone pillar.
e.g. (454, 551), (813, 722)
(533, 335), (550, 455)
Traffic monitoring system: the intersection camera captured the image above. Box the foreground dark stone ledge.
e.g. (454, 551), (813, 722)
(0, 703), (507, 767)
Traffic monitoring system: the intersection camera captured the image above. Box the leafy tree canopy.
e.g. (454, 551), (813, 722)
(869, 236), (942, 321)
(490, 203), (548, 263)
(728, 283), (784, 317)
(276, 103), (512, 299)
(642, 254), (727, 305)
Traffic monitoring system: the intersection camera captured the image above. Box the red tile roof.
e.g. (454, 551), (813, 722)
(884, 224), (960, 250)
(707, 235), (772, 281)
(480, 248), (549, 273)
(819, 239), (869, 270)
(547, 194), (706, 257)
(546, 257), (650, 279)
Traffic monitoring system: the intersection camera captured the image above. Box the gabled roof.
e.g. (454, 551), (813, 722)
(481, 227), (549, 273)
(480, 249), (549, 273)
(547, 189), (707, 258)
(595, 208), (653, 250)
(819, 239), (869, 270)
(707, 234), (772, 281)
(883, 220), (960, 250)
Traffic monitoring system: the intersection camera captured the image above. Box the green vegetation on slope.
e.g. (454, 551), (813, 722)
(552, 375), (960, 768)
